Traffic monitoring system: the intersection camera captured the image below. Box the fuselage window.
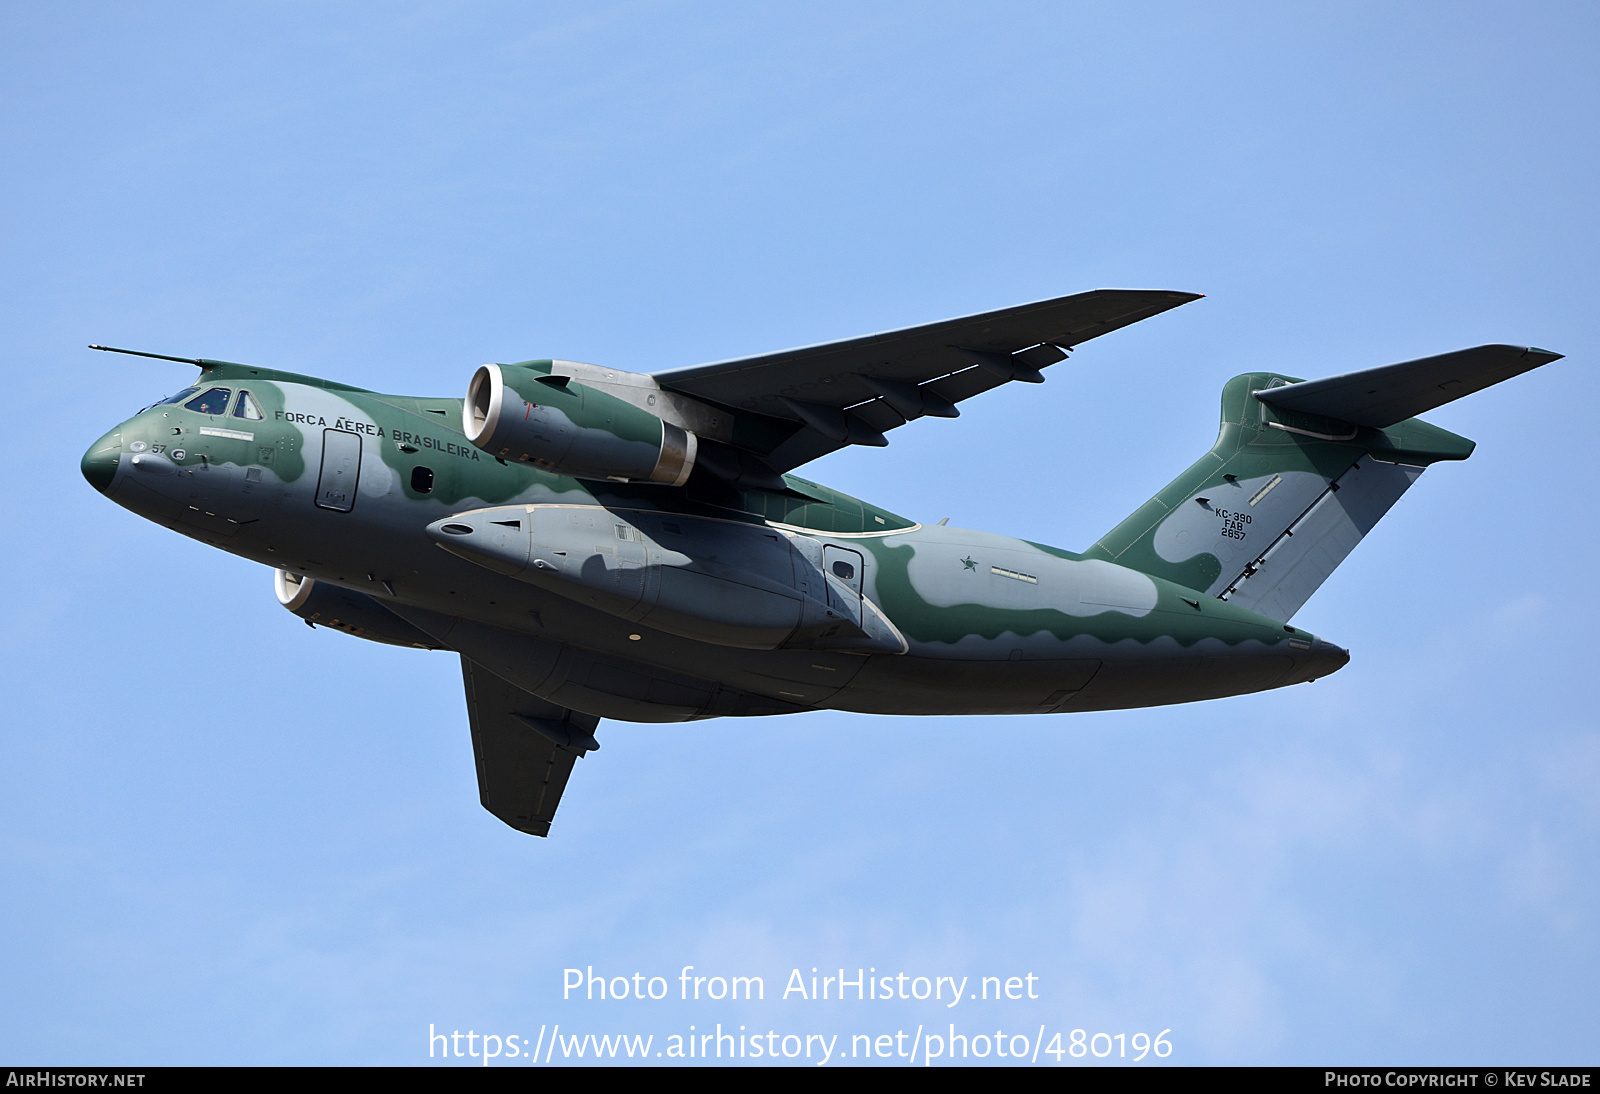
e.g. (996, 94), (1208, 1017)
(183, 387), (232, 415)
(155, 387), (202, 407)
(232, 390), (265, 420)
(832, 560), (856, 580)
(411, 465), (435, 494)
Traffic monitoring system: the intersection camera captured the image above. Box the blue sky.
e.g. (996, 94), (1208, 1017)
(3, 1), (1597, 1066)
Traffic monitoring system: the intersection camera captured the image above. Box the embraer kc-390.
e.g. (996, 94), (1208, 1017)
(81, 290), (1560, 836)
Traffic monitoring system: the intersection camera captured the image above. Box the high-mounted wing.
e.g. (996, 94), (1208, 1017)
(652, 289), (1201, 473)
(460, 656), (600, 837)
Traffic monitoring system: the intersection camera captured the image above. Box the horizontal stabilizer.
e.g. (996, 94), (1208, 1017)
(1255, 344), (1561, 428)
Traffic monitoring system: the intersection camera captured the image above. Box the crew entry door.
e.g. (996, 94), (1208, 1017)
(315, 429), (362, 512)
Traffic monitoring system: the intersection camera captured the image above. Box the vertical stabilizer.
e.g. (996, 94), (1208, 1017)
(1085, 355), (1521, 621)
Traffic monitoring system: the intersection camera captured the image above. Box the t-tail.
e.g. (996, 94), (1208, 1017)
(1087, 344), (1561, 622)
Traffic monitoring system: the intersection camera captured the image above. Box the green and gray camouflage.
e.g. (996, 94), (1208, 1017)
(81, 290), (1559, 835)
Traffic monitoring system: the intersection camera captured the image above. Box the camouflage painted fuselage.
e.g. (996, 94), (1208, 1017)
(83, 361), (1345, 723)
(82, 288), (1557, 836)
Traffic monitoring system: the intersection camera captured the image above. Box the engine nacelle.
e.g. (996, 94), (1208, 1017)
(275, 570), (441, 649)
(425, 506), (906, 654)
(463, 364), (697, 486)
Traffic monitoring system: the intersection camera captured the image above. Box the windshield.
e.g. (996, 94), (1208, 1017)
(183, 387), (232, 415)
(149, 386), (201, 410)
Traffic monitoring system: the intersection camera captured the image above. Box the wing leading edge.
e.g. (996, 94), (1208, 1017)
(653, 288), (1201, 473)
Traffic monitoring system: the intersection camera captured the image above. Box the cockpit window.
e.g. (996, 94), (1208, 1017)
(156, 387), (202, 407)
(232, 390), (265, 420)
(183, 387), (232, 415)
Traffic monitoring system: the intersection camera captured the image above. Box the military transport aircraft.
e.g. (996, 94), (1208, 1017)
(81, 289), (1560, 836)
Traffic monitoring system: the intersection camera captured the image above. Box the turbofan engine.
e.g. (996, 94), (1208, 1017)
(274, 570), (441, 649)
(463, 363), (697, 485)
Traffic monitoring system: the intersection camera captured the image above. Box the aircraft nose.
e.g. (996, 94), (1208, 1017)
(81, 430), (122, 494)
